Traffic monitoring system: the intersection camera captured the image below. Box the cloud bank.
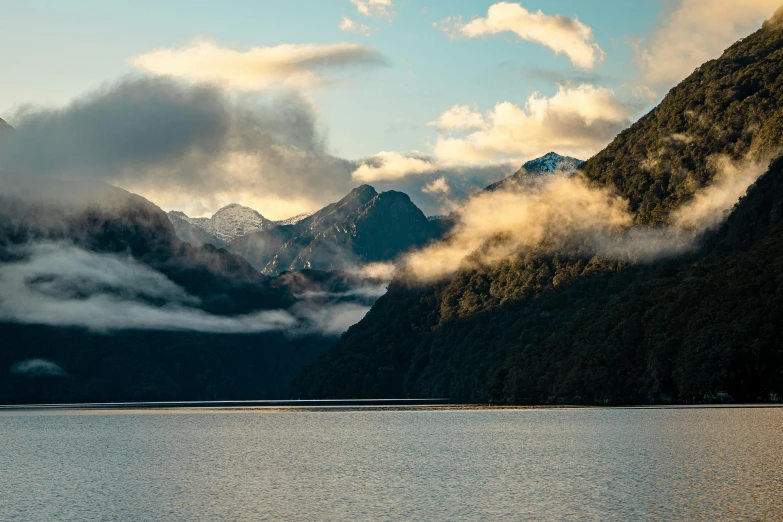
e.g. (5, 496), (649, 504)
(0, 76), (360, 219)
(402, 155), (767, 281)
(132, 39), (387, 90)
(437, 2), (605, 69)
(430, 84), (633, 165)
(0, 242), (370, 335)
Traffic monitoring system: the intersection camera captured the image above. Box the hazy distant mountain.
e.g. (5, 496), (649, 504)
(228, 185), (444, 274)
(484, 152), (584, 192)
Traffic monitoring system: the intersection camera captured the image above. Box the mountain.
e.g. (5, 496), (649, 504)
(228, 185), (443, 274)
(484, 152), (584, 192)
(0, 178), (385, 404)
(167, 203), (273, 244)
(167, 210), (224, 248)
(292, 10), (783, 404)
(275, 212), (312, 226)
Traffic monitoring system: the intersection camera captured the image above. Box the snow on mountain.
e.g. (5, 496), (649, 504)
(168, 203), (273, 243)
(485, 152), (584, 192)
(521, 152), (584, 174)
(273, 212), (312, 226)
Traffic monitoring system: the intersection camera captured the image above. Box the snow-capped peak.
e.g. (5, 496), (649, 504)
(521, 152), (584, 174)
(168, 204), (273, 243)
(483, 152), (585, 193)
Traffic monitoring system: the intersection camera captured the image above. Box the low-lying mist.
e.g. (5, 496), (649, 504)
(399, 154), (769, 281)
(0, 242), (371, 335)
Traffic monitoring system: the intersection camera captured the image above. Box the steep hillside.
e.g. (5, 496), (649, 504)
(292, 11), (783, 404)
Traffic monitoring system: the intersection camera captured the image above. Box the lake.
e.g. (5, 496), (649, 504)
(1, 406), (781, 520)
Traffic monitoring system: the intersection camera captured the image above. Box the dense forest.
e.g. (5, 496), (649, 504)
(292, 11), (783, 404)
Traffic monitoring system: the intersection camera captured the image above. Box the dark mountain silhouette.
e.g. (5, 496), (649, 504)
(292, 9), (783, 404)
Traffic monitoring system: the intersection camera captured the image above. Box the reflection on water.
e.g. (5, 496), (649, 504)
(1, 407), (781, 520)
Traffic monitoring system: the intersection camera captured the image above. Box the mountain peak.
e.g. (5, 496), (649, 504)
(351, 184), (378, 196)
(212, 203), (266, 220)
(484, 152), (584, 193)
(521, 152), (584, 174)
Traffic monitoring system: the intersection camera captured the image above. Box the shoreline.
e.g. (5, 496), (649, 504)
(1, 400), (782, 413)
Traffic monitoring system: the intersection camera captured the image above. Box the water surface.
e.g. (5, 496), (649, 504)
(2, 406), (781, 520)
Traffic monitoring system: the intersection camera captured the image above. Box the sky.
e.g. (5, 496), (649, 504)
(1, 0), (780, 219)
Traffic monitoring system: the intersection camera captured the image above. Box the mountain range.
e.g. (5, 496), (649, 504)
(0, 178), (385, 404)
(167, 204), (314, 248)
(227, 185), (447, 274)
(292, 10), (783, 404)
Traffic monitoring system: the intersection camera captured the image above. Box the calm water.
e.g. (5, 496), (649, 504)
(1, 406), (782, 521)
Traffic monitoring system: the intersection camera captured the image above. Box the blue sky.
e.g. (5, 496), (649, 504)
(1, 0), (778, 218)
(2, 0), (659, 158)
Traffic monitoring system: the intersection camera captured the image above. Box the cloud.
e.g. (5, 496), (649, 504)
(402, 154), (768, 281)
(404, 175), (631, 280)
(350, 0), (395, 20)
(352, 151), (440, 182)
(0, 242), (373, 335)
(428, 104), (486, 131)
(422, 176), (451, 196)
(633, 0), (779, 94)
(11, 359), (69, 378)
(430, 84), (634, 164)
(131, 39), (387, 90)
(437, 2), (605, 69)
(339, 16), (374, 36)
(0, 77), (362, 220)
(671, 156), (766, 230)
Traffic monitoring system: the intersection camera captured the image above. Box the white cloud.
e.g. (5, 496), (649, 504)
(431, 84), (634, 164)
(428, 104), (486, 131)
(422, 176), (451, 196)
(132, 39), (386, 90)
(351, 0), (395, 20)
(339, 15), (373, 36)
(0, 242), (371, 335)
(634, 0), (779, 93)
(352, 151), (439, 182)
(437, 2), (605, 69)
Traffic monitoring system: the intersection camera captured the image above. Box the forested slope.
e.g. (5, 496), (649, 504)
(292, 11), (783, 404)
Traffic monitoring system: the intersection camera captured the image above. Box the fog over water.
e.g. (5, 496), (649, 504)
(2, 407), (781, 521)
